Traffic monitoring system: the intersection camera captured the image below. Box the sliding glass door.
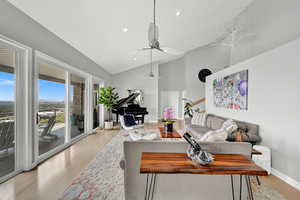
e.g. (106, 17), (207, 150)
(92, 78), (104, 129)
(0, 46), (16, 178)
(37, 61), (66, 156)
(92, 83), (100, 129)
(70, 74), (86, 139)
(34, 52), (89, 161)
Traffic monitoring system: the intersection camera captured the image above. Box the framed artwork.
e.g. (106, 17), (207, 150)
(213, 70), (248, 110)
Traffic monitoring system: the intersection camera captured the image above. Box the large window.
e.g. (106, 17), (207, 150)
(37, 62), (66, 156)
(0, 47), (15, 178)
(70, 74), (86, 139)
(92, 78), (104, 129)
(0, 35), (106, 182)
(92, 83), (100, 129)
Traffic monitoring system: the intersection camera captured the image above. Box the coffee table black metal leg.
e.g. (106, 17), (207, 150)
(144, 174), (149, 200)
(256, 176), (261, 185)
(230, 175), (235, 200)
(144, 174), (157, 200)
(245, 176), (254, 200)
(239, 175), (243, 200)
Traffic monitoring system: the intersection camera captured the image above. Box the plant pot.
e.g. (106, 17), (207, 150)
(104, 121), (114, 129)
(164, 123), (173, 133)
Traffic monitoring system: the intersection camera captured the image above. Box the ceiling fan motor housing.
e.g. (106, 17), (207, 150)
(149, 40), (160, 49)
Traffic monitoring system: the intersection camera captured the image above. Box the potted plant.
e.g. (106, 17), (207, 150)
(98, 87), (119, 129)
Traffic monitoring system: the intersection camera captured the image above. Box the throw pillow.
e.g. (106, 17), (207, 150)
(222, 119), (238, 133)
(129, 129), (160, 141)
(200, 119), (238, 142)
(123, 114), (137, 127)
(200, 129), (228, 142)
(191, 112), (207, 126)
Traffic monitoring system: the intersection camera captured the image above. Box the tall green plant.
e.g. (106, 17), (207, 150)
(98, 87), (119, 121)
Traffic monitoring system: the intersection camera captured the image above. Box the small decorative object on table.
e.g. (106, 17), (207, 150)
(183, 133), (214, 165)
(161, 107), (176, 132)
(162, 120), (175, 132)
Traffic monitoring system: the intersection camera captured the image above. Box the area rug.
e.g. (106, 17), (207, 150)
(60, 131), (287, 200)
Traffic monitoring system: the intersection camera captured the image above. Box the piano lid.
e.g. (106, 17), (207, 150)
(113, 93), (139, 109)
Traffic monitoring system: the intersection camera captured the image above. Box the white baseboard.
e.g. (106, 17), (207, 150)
(271, 168), (300, 190)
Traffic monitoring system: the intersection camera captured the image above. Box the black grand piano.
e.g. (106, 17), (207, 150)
(112, 93), (148, 124)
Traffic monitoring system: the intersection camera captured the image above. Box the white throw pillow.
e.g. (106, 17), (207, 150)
(200, 129), (228, 142)
(191, 112), (207, 126)
(200, 119), (238, 142)
(222, 119), (238, 133)
(129, 129), (160, 141)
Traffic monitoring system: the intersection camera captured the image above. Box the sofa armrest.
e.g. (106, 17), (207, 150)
(184, 117), (192, 126)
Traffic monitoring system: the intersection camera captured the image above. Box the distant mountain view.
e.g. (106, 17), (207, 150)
(0, 101), (14, 115)
(39, 99), (65, 104)
(0, 100), (65, 116)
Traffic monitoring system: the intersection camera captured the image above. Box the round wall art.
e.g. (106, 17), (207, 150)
(198, 68), (212, 83)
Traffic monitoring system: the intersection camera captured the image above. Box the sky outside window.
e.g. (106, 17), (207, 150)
(39, 79), (65, 102)
(0, 72), (14, 101)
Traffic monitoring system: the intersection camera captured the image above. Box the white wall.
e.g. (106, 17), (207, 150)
(158, 58), (185, 119)
(206, 38), (300, 185)
(183, 45), (230, 110)
(112, 64), (159, 122)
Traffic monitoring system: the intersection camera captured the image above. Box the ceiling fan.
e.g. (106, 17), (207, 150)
(139, 0), (184, 55)
(136, 0), (183, 77)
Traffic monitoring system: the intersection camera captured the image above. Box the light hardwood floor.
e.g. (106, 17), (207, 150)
(0, 122), (299, 200)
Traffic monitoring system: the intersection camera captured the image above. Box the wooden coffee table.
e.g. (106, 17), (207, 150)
(159, 127), (181, 138)
(140, 152), (267, 200)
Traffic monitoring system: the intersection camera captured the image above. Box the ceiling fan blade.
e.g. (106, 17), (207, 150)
(148, 22), (159, 45)
(159, 47), (184, 55)
(134, 48), (152, 54)
(142, 47), (152, 51)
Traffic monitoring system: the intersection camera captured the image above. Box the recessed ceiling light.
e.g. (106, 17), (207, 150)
(123, 27), (128, 32)
(133, 57), (137, 61)
(176, 11), (181, 16)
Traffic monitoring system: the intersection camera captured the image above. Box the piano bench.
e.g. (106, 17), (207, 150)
(135, 116), (143, 124)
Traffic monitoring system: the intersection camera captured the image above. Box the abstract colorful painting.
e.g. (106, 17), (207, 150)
(213, 70), (248, 110)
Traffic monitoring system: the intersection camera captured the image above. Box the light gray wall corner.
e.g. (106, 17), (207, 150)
(0, 0), (112, 81)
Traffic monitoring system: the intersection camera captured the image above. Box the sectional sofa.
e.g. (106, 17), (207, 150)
(185, 114), (261, 144)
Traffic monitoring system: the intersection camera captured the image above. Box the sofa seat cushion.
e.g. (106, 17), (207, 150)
(186, 125), (213, 139)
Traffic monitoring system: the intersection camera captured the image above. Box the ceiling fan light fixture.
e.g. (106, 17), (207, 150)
(176, 11), (181, 16)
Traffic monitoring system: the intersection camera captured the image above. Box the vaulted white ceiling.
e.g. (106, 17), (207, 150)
(8, 0), (253, 74)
